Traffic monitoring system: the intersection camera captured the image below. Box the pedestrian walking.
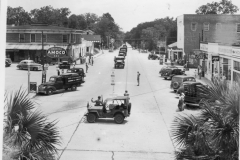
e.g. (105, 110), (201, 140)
(137, 71), (141, 86)
(92, 57), (94, 66)
(86, 63), (88, 73)
(89, 55), (91, 65)
(124, 90), (129, 97)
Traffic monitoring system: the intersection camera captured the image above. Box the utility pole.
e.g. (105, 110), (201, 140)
(41, 31), (46, 83)
(201, 29), (205, 77)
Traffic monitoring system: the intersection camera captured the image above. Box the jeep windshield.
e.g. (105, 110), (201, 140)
(172, 77), (184, 83)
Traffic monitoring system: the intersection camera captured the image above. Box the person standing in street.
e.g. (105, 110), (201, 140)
(57, 67), (60, 76)
(137, 71), (141, 86)
(92, 57), (94, 66)
(89, 55), (91, 65)
(86, 63), (89, 73)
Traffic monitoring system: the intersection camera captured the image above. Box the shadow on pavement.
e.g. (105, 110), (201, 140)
(83, 118), (128, 125)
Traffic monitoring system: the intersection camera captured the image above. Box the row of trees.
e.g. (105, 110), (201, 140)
(7, 6), (124, 48)
(124, 17), (177, 52)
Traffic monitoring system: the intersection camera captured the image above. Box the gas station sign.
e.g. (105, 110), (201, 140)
(47, 47), (66, 58)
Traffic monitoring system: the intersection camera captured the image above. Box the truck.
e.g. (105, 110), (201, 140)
(59, 61), (71, 69)
(38, 73), (82, 95)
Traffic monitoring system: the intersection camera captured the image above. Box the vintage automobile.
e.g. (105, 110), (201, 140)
(5, 58), (12, 67)
(67, 68), (86, 82)
(118, 52), (126, 58)
(159, 65), (178, 76)
(163, 68), (185, 80)
(119, 47), (127, 56)
(177, 81), (201, 95)
(59, 61), (71, 69)
(38, 73), (82, 95)
(17, 60), (42, 71)
(170, 75), (196, 92)
(183, 82), (208, 107)
(148, 53), (159, 60)
(85, 96), (132, 124)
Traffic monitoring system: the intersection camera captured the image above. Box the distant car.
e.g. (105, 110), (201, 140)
(59, 61), (70, 69)
(170, 75), (196, 92)
(17, 60), (42, 71)
(5, 58), (12, 67)
(148, 53), (159, 60)
(163, 68), (185, 80)
(67, 68), (86, 82)
(159, 65), (178, 76)
(119, 48), (127, 56)
(118, 52), (125, 58)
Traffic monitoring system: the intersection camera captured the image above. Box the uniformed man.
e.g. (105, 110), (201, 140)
(124, 90), (129, 97)
(91, 96), (103, 106)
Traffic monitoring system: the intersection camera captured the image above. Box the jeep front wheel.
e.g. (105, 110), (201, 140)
(46, 89), (53, 95)
(114, 113), (124, 124)
(87, 113), (96, 123)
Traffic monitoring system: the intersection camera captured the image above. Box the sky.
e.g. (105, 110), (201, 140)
(5, 0), (240, 32)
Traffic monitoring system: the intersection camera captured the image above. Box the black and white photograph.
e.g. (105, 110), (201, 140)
(0, 0), (240, 159)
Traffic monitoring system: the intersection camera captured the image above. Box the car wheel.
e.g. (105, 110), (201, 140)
(174, 90), (177, 93)
(46, 89), (53, 95)
(164, 77), (167, 80)
(87, 113), (96, 123)
(71, 85), (77, 91)
(114, 113), (124, 124)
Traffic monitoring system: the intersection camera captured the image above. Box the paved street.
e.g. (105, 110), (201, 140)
(5, 46), (201, 160)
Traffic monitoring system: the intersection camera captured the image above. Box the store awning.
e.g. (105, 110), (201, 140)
(168, 42), (177, 48)
(81, 35), (101, 42)
(6, 44), (69, 50)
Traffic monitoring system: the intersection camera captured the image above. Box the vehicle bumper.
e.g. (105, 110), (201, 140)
(185, 102), (200, 107)
(38, 90), (46, 94)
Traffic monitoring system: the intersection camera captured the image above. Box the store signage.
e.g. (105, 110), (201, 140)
(218, 46), (232, 56)
(212, 56), (219, 61)
(200, 43), (208, 52)
(47, 47), (66, 58)
(232, 48), (240, 57)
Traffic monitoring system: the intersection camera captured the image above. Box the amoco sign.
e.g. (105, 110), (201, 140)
(47, 47), (66, 58)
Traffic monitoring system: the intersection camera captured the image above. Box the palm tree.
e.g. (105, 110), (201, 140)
(3, 87), (61, 160)
(171, 78), (239, 160)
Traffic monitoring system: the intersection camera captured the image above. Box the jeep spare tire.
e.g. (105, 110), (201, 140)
(114, 113), (124, 124)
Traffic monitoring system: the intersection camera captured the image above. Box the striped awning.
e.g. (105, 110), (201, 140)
(6, 44), (68, 50)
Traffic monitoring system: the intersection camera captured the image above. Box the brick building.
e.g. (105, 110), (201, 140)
(177, 14), (240, 68)
(5, 24), (101, 64)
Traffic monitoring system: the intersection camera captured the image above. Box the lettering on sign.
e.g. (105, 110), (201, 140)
(47, 47), (66, 58)
(232, 48), (240, 57)
(200, 43), (208, 52)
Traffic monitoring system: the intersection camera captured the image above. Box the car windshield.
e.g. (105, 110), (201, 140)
(183, 78), (196, 82)
(49, 77), (56, 82)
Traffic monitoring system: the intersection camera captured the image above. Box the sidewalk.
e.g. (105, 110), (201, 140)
(185, 68), (212, 86)
(74, 50), (105, 67)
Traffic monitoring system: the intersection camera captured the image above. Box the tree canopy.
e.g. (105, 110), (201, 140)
(195, 0), (239, 14)
(124, 17), (177, 51)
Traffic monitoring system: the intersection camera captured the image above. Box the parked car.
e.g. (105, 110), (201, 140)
(85, 96), (131, 124)
(148, 53), (159, 60)
(177, 81), (201, 95)
(38, 73), (82, 95)
(183, 82), (208, 107)
(159, 65), (178, 76)
(119, 48), (127, 56)
(170, 75), (196, 92)
(163, 68), (185, 80)
(118, 52), (126, 58)
(17, 60), (42, 71)
(59, 61), (71, 69)
(5, 58), (12, 67)
(67, 68), (86, 82)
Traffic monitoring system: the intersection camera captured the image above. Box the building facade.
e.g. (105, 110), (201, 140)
(177, 14), (240, 68)
(200, 43), (240, 84)
(5, 24), (101, 64)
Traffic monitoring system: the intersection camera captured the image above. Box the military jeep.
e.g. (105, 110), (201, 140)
(84, 96), (132, 124)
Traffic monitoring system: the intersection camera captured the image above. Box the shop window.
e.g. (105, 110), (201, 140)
(42, 34), (47, 42)
(191, 22), (197, 31)
(216, 23), (222, 30)
(19, 34), (25, 42)
(234, 61), (240, 71)
(237, 24), (240, 33)
(72, 34), (76, 43)
(233, 72), (240, 82)
(30, 34), (36, 42)
(63, 34), (68, 43)
(203, 23), (209, 31)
